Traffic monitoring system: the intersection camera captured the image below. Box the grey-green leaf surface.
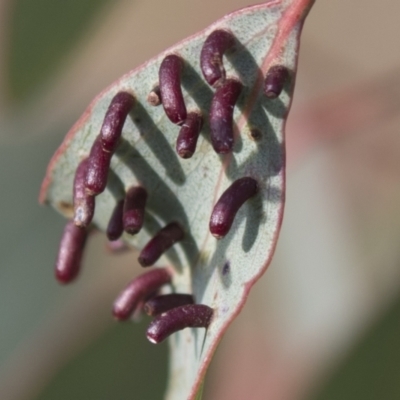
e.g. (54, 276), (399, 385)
(40, 1), (312, 398)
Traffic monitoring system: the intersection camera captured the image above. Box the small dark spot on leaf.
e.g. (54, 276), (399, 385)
(221, 305), (229, 314)
(249, 128), (262, 141)
(222, 261), (230, 276)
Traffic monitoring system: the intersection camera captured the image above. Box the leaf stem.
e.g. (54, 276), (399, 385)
(194, 378), (205, 400)
(282, 0), (316, 26)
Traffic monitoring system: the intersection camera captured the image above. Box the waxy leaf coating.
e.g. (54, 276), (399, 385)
(40, 0), (314, 398)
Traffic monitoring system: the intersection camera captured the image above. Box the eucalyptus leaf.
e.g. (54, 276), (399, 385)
(40, 0), (314, 398)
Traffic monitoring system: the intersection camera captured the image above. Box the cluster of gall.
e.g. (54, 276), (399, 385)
(53, 28), (288, 343)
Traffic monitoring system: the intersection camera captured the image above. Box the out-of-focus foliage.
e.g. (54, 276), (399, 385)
(311, 291), (400, 400)
(37, 323), (167, 400)
(6, 0), (109, 103)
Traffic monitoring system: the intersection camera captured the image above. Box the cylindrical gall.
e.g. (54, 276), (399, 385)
(73, 158), (95, 227)
(209, 79), (242, 154)
(146, 304), (213, 344)
(55, 221), (88, 284)
(113, 268), (171, 320)
(200, 29), (235, 87)
(209, 177), (258, 239)
(100, 91), (135, 152)
(176, 112), (203, 159)
(144, 294), (194, 316)
(106, 199), (124, 241)
(159, 55), (187, 125)
(264, 65), (289, 99)
(85, 137), (112, 195)
(138, 222), (184, 267)
(123, 186), (147, 235)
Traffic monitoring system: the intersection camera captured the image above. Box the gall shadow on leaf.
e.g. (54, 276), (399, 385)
(181, 62), (214, 120)
(181, 63), (214, 150)
(195, 202), (260, 303)
(183, 62), (246, 158)
(226, 103), (284, 183)
(225, 153), (283, 252)
(225, 41), (284, 178)
(129, 103), (186, 186)
(143, 212), (182, 271)
(219, 260), (232, 289)
(105, 165), (183, 270)
(242, 192), (264, 253)
(106, 168), (126, 200)
(248, 102), (284, 176)
(115, 139), (199, 273)
(232, 121), (244, 154)
(228, 39), (288, 120)
(260, 90), (288, 121)
(226, 105), (284, 193)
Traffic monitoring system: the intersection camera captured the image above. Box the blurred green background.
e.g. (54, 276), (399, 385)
(7, 0), (109, 103)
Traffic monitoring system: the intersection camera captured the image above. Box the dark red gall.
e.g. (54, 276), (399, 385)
(85, 137), (112, 196)
(210, 177), (258, 239)
(100, 91), (135, 152)
(176, 111), (203, 159)
(138, 222), (184, 267)
(73, 158), (95, 227)
(106, 199), (124, 241)
(159, 54), (187, 125)
(113, 268), (171, 320)
(264, 65), (289, 98)
(144, 294), (194, 316)
(209, 78), (242, 154)
(123, 186), (147, 235)
(146, 304), (213, 344)
(55, 221), (88, 284)
(200, 29), (236, 87)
